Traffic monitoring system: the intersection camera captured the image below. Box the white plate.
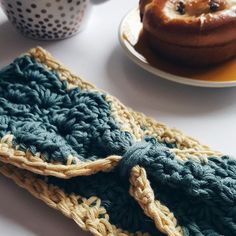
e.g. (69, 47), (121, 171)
(119, 8), (236, 88)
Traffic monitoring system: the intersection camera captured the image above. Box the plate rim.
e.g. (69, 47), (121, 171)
(118, 7), (236, 88)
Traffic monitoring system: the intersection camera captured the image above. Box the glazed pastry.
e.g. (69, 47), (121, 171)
(139, 0), (236, 66)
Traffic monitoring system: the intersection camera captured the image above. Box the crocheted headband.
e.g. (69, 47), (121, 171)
(0, 47), (235, 236)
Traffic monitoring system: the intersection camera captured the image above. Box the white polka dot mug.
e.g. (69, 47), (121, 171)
(1, 0), (91, 40)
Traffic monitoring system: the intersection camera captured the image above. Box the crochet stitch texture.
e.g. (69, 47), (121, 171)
(0, 47), (235, 236)
(0, 55), (132, 164)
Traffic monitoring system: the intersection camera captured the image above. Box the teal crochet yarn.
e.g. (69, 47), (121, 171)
(1, 51), (236, 236)
(0, 55), (133, 164)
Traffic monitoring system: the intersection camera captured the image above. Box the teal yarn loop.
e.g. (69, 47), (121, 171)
(118, 137), (169, 179)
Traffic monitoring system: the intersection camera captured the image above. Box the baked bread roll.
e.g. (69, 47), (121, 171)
(140, 0), (236, 66)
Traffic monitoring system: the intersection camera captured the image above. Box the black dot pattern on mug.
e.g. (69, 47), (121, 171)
(2, 0), (89, 40)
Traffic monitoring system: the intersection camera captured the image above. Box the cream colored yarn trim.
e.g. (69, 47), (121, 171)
(130, 166), (183, 236)
(0, 160), (182, 236)
(0, 132), (122, 179)
(129, 110), (222, 161)
(0, 162), (150, 236)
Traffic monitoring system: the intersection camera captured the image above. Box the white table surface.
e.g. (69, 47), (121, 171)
(0, 0), (236, 235)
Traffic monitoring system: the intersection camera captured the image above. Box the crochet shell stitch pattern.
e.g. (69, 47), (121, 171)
(0, 47), (235, 236)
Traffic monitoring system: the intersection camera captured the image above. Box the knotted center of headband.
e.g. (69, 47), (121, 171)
(117, 137), (172, 179)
